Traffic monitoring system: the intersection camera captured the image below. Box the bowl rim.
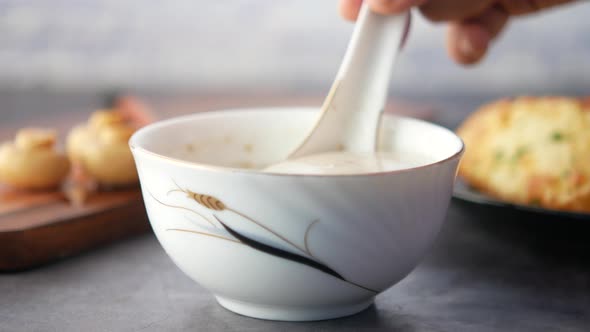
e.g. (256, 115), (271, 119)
(129, 107), (465, 178)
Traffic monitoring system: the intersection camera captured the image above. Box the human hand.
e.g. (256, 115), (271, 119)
(339, 0), (577, 65)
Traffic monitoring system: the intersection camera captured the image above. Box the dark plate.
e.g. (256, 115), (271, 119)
(453, 177), (590, 221)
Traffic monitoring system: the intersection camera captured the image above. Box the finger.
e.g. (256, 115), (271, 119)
(447, 23), (490, 65)
(447, 7), (509, 65)
(499, 0), (538, 15)
(339, 0), (363, 21)
(420, 0), (493, 22)
(501, 0), (577, 15)
(368, 0), (428, 16)
(468, 6), (510, 39)
(533, 0), (578, 10)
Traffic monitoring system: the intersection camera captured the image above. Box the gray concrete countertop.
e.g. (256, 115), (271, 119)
(2, 200), (589, 332)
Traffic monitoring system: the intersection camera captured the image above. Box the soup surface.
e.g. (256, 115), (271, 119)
(263, 151), (433, 175)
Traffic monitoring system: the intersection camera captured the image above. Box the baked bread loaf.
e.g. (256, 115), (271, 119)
(66, 110), (138, 187)
(457, 97), (590, 213)
(0, 128), (70, 190)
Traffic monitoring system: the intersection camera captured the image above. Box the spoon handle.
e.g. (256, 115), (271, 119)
(290, 5), (409, 158)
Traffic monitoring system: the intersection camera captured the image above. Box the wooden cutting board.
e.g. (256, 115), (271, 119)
(0, 93), (154, 271)
(0, 187), (150, 271)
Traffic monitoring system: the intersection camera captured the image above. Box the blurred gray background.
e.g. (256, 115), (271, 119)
(0, 0), (590, 137)
(0, 0), (588, 98)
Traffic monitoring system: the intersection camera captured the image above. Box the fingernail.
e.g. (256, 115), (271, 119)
(458, 35), (476, 57)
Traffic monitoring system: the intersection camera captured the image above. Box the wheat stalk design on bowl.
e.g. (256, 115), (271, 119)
(147, 179), (377, 293)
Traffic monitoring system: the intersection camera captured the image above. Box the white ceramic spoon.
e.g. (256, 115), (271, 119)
(289, 5), (410, 159)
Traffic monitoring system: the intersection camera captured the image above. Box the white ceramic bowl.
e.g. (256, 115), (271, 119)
(130, 108), (464, 321)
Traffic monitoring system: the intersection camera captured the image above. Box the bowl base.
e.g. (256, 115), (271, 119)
(215, 296), (374, 321)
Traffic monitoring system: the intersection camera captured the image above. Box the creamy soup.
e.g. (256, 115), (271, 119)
(264, 151), (432, 175)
